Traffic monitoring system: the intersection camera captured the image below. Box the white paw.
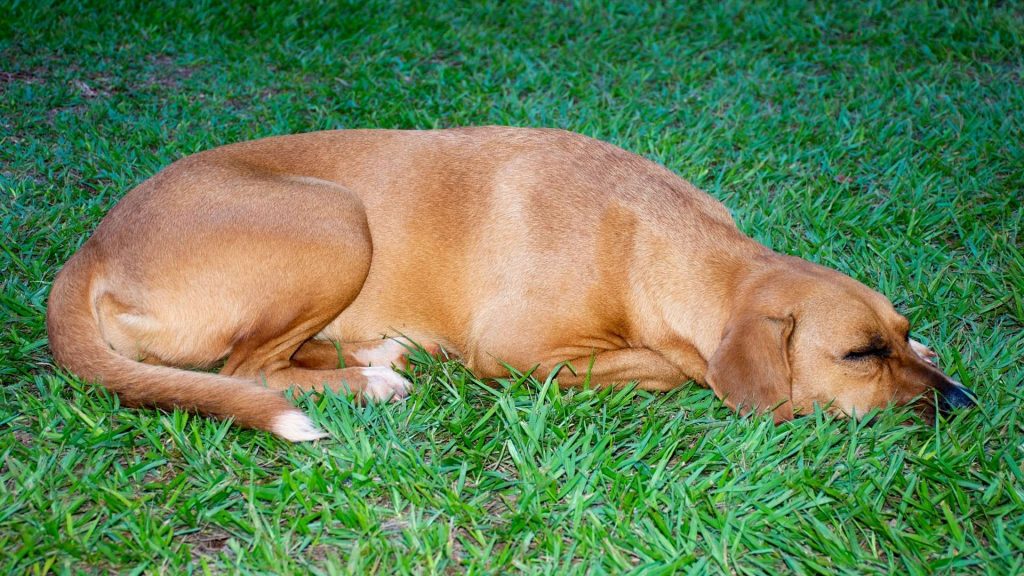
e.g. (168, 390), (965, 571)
(271, 410), (329, 442)
(361, 366), (412, 402)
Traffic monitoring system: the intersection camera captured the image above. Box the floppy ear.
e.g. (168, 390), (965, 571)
(705, 315), (795, 422)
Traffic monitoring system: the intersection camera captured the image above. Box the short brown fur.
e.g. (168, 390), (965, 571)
(46, 127), (969, 439)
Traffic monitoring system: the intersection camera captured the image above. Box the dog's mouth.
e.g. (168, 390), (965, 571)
(907, 381), (976, 425)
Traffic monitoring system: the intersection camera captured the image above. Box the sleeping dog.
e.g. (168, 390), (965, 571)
(46, 127), (975, 440)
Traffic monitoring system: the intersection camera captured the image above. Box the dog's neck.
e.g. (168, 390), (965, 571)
(631, 230), (781, 380)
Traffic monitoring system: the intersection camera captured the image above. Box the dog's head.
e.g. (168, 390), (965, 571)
(705, 256), (974, 421)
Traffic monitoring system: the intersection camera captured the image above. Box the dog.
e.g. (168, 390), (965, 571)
(46, 127), (975, 440)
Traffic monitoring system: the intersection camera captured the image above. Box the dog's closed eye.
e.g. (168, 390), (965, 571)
(844, 344), (891, 361)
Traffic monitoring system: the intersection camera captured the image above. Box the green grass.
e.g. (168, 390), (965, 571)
(2, 0), (1023, 573)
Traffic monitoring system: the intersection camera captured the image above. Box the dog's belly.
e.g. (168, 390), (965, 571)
(313, 261), (633, 380)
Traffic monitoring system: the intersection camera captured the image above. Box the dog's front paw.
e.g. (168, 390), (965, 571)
(350, 337), (443, 370)
(360, 366), (413, 402)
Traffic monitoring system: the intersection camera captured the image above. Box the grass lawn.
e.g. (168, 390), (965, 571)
(2, 0), (1023, 573)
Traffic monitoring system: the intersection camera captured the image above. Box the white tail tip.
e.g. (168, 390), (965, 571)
(271, 410), (329, 442)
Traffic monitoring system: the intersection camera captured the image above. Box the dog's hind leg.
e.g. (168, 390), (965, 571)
(198, 177), (378, 380)
(187, 177), (437, 405)
(65, 168), (381, 439)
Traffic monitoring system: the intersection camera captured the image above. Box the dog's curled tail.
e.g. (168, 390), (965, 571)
(45, 250), (327, 442)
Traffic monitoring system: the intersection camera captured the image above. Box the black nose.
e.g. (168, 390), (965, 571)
(938, 384), (976, 413)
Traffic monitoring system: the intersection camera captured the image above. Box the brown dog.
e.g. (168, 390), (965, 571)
(46, 127), (974, 440)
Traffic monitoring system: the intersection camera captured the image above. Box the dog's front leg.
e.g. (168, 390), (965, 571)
(535, 348), (688, 392)
(291, 337), (442, 370)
